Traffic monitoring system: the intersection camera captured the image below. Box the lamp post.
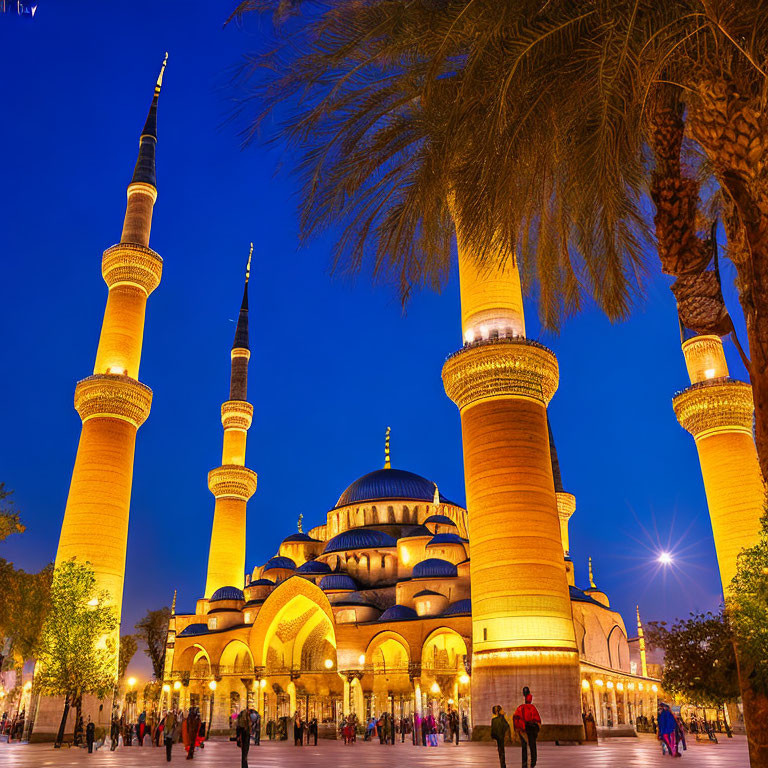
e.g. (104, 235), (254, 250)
(208, 681), (217, 738)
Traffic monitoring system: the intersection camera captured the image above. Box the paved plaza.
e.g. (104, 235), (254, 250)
(0, 735), (749, 768)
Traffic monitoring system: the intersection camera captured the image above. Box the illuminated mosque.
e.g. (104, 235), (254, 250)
(36, 60), (765, 741)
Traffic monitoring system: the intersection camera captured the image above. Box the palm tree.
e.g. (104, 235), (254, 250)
(229, 2), (767, 760)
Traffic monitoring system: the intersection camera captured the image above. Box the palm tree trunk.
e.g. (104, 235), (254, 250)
(54, 692), (70, 748)
(735, 644), (768, 767)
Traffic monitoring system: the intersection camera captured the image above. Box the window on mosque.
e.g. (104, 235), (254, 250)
(209, 617), (218, 630)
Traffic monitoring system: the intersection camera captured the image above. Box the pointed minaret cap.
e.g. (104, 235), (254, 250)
(232, 243), (252, 351)
(171, 588), (177, 616)
(131, 53), (168, 187)
(433, 483), (440, 506)
(384, 426), (391, 469)
(297, 513), (303, 534)
(588, 556), (596, 589)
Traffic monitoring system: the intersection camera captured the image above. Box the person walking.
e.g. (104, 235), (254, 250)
(251, 708), (261, 745)
(657, 704), (679, 758)
(138, 710), (147, 746)
(491, 706), (511, 768)
(447, 705), (460, 745)
(110, 714), (120, 751)
(293, 712), (304, 746)
(163, 710), (176, 762)
(85, 718), (95, 754)
(185, 707), (201, 760)
(309, 717), (318, 745)
(237, 707), (251, 768)
(513, 688), (541, 768)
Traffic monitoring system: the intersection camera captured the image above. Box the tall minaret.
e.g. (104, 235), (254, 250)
(204, 246), (258, 597)
(442, 230), (582, 739)
(636, 605), (648, 677)
(549, 419), (576, 586)
(672, 334), (764, 592)
(54, 57), (168, 646)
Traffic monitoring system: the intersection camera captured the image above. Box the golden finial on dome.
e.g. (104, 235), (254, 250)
(246, 242), (253, 283)
(433, 483), (440, 506)
(298, 512), (303, 534)
(384, 426), (391, 469)
(588, 556), (596, 589)
(171, 588), (177, 616)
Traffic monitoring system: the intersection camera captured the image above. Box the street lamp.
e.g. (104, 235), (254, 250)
(358, 654), (366, 666)
(208, 680), (217, 738)
(173, 681), (182, 691)
(324, 659), (334, 669)
(459, 674), (470, 686)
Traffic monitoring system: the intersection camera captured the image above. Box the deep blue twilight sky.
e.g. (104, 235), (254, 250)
(1, 3), (746, 676)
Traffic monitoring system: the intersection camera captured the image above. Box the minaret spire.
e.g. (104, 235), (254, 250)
(636, 605), (648, 677)
(433, 483), (440, 506)
(229, 244), (252, 401)
(588, 556), (596, 588)
(131, 53), (168, 187)
(298, 513), (303, 534)
(171, 589), (177, 616)
(383, 426), (391, 469)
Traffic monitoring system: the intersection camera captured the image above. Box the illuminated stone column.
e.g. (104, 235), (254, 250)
(442, 236), (581, 740)
(673, 335), (765, 592)
(204, 247), (258, 597)
(54, 58), (167, 656)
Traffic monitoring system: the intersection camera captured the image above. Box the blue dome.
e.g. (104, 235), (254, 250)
(297, 560), (332, 574)
(378, 605), (418, 621)
(569, 585), (608, 608)
(263, 556), (296, 571)
(177, 623), (209, 637)
(401, 524), (433, 538)
(334, 591), (378, 607)
(424, 514), (456, 527)
(210, 586), (244, 601)
(334, 468), (456, 508)
(414, 589), (444, 598)
(282, 532), (317, 544)
(427, 533), (465, 546)
(319, 574), (357, 591)
(442, 599), (472, 616)
(248, 578), (275, 587)
(324, 529), (397, 554)
(412, 558), (458, 579)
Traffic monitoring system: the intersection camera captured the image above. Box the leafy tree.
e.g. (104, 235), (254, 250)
(730, 511), (768, 695)
(0, 483), (24, 541)
(118, 634), (138, 680)
(35, 559), (118, 747)
(135, 607), (170, 680)
(647, 611), (740, 706)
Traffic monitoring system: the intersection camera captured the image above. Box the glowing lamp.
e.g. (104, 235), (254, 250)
(173, 681), (182, 691)
(606, 681), (614, 689)
(162, 684), (171, 693)
(87, 598), (99, 607)
(448, 699), (455, 705)
(651, 684), (658, 693)
(581, 680), (590, 690)
(430, 682), (440, 694)
(639, 684), (644, 691)
(260, 679), (267, 689)
(127, 677), (137, 688)
(358, 655), (366, 666)
(464, 330), (475, 344)
(0, 691), (4, 698)
(23, 681), (32, 691)
(208, 680), (217, 691)
(704, 368), (716, 380)
(459, 674), (470, 686)
(628, 683), (634, 691)
(594, 679), (604, 687)
(324, 659), (334, 669)
(616, 682), (624, 691)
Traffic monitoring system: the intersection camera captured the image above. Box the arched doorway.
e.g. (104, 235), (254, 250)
(421, 628), (470, 737)
(364, 631), (412, 728)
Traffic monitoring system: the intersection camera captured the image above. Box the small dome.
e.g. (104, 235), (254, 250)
(412, 558), (458, 579)
(333, 591), (378, 607)
(427, 533), (465, 546)
(282, 532), (317, 544)
(324, 529), (397, 554)
(378, 605), (418, 622)
(400, 524), (433, 538)
(319, 574), (357, 591)
(414, 589), (444, 598)
(442, 599), (472, 616)
(177, 623), (209, 638)
(244, 598), (266, 607)
(297, 560), (332, 574)
(248, 578), (275, 587)
(263, 556), (296, 571)
(334, 468), (456, 509)
(210, 586), (244, 602)
(424, 514), (456, 527)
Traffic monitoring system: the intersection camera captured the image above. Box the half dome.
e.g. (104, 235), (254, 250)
(263, 556), (296, 571)
(282, 532), (317, 544)
(412, 558), (458, 579)
(324, 528), (397, 554)
(319, 574), (357, 591)
(177, 623), (209, 637)
(210, 586), (244, 602)
(442, 598), (472, 616)
(297, 560), (332, 574)
(334, 468), (455, 509)
(379, 604), (418, 621)
(427, 533), (464, 546)
(424, 514), (456, 527)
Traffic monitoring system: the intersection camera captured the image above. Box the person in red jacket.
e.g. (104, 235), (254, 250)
(512, 687), (542, 768)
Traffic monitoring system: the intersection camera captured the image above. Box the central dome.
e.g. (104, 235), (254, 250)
(334, 468), (454, 509)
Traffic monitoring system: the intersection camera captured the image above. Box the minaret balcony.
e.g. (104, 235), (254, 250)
(74, 374), (153, 428)
(442, 337), (559, 411)
(221, 400), (254, 431)
(208, 465), (258, 500)
(673, 377), (754, 440)
(556, 492), (576, 520)
(102, 242), (163, 295)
